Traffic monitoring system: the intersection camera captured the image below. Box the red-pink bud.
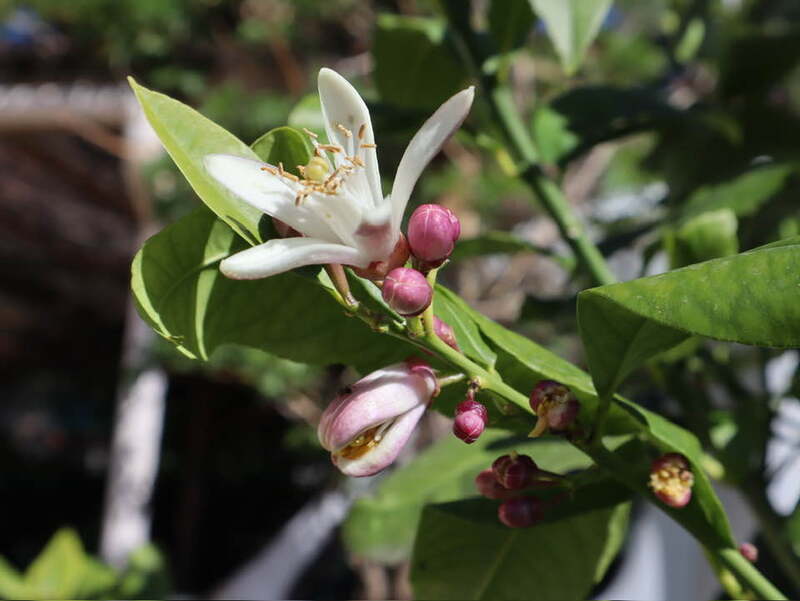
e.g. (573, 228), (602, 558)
(649, 453), (694, 508)
(456, 399), (488, 421)
(739, 542), (759, 563)
(498, 497), (544, 528)
(529, 380), (579, 436)
(407, 204), (461, 263)
(382, 267), (432, 316)
(453, 410), (486, 444)
(353, 234), (410, 281)
(492, 453), (538, 490)
(475, 468), (515, 500)
(434, 317), (460, 351)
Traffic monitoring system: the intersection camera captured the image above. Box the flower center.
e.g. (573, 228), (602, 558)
(336, 419), (394, 460)
(259, 123), (376, 206)
(649, 462), (694, 497)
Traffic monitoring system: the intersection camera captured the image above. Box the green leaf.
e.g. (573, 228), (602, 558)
(528, 0), (613, 75)
(488, 0), (535, 53)
(129, 78), (263, 245)
(666, 209), (739, 268)
(250, 126), (314, 176)
(24, 528), (90, 599)
(411, 498), (629, 600)
(343, 432), (592, 563)
(132, 207), (414, 370)
(578, 237), (800, 397)
(434, 286), (497, 369)
(681, 164), (793, 221)
(373, 14), (468, 110)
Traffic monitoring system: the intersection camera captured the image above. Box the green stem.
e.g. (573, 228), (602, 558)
(422, 268), (438, 337)
(719, 547), (787, 600)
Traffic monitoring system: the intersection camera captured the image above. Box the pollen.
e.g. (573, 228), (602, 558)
(338, 425), (381, 460)
(649, 453), (694, 508)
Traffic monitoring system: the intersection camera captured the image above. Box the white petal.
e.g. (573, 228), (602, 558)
(204, 154), (339, 242)
(318, 68), (383, 207)
(390, 87), (475, 229)
(220, 237), (367, 280)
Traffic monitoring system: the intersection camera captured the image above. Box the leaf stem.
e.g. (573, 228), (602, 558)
(719, 547), (787, 601)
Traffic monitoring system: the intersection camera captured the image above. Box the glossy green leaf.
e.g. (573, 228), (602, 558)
(681, 164), (792, 221)
(578, 237), (800, 397)
(250, 126), (314, 176)
(411, 498), (629, 600)
(129, 77), (263, 245)
(434, 286), (497, 369)
(528, 0), (613, 75)
(343, 432), (592, 563)
(373, 14), (467, 110)
(488, 0), (534, 53)
(132, 207), (414, 370)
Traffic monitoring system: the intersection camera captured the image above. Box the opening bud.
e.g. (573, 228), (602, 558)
(475, 468), (516, 500)
(453, 399), (488, 444)
(498, 497), (544, 528)
(382, 267), (432, 316)
(407, 204), (461, 263)
(434, 316), (460, 351)
(649, 452), (694, 508)
(353, 234), (410, 282)
(739, 542), (759, 563)
(529, 380), (579, 437)
(492, 453), (539, 490)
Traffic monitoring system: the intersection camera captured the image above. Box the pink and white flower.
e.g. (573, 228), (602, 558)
(204, 68), (474, 279)
(317, 360), (437, 477)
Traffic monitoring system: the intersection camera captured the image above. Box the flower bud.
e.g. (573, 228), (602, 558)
(317, 359), (437, 477)
(648, 453), (694, 508)
(475, 468), (516, 500)
(353, 234), (410, 281)
(407, 204), (460, 263)
(434, 317), (460, 351)
(739, 542), (759, 563)
(382, 267), (432, 316)
(492, 453), (539, 490)
(498, 497), (544, 528)
(453, 411), (486, 444)
(529, 380), (579, 437)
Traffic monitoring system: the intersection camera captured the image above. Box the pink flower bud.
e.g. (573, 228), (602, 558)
(492, 453), (539, 490)
(498, 497), (544, 528)
(407, 204), (460, 263)
(317, 360), (437, 477)
(382, 267), (432, 316)
(739, 542), (759, 563)
(649, 453), (694, 508)
(353, 234), (410, 281)
(475, 468), (515, 500)
(453, 411), (486, 444)
(528, 380), (579, 436)
(434, 317), (460, 351)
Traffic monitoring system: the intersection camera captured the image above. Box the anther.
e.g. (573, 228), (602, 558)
(360, 143), (376, 149)
(337, 123), (353, 138)
(302, 127), (318, 138)
(357, 123), (366, 140)
(260, 166), (278, 175)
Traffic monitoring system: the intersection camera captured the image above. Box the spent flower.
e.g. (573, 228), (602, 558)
(649, 452), (694, 508)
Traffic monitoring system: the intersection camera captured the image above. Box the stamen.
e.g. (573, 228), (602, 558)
(260, 166), (278, 175)
(357, 123), (366, 140)
(302, 127), (318, 139)
(337, 123), (353, 138)
(360, 143), (376, 149)
(318, 144), (343, 153)
(346, 155), (365, 167)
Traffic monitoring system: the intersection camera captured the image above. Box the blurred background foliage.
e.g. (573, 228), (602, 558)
(2, 0), (800, 598)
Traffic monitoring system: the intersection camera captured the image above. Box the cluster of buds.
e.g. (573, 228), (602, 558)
(528, 380), (579, 437)
(648, 453), (695, 508)
(376, 204), (461, 319)
(475, 452), (564, 528)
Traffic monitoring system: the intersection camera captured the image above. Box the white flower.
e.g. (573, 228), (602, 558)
(204, 68), (474, 279)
